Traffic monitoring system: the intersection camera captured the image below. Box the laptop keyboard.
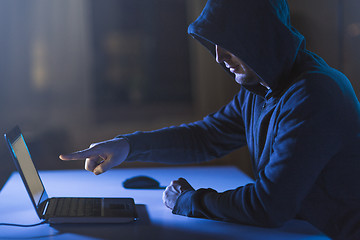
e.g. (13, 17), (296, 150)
(47, 198), (102, 217)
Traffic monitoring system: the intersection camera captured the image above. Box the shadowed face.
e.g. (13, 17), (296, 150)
(215, 45), (268, 88)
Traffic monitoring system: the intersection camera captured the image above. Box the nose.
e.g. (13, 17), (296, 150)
(215, 45), (231, 63)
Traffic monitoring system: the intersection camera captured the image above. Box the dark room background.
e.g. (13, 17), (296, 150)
(0, 0), (359, 189)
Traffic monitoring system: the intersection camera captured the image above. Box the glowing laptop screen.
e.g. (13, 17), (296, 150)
(10, 134), (44, 205)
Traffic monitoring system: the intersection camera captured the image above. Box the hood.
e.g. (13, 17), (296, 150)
(188, 0), (305, 91)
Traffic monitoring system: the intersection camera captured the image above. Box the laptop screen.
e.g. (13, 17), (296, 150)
(5, 128), (45, 207)
(11, 134), (44, 204)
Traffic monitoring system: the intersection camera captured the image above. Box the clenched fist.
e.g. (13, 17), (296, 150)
(162, 177), (195, 210)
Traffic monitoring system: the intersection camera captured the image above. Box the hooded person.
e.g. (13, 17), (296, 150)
(60, 0), (360, 239)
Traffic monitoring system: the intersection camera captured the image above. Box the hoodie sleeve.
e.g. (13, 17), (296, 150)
(173, 76), (348, 227)
(121, 93), (247, 164)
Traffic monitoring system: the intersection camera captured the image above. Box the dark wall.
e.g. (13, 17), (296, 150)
(1, 1), (359, 189)
(289, 0), (360, 98)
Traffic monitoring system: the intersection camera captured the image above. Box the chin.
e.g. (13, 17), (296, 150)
(235, 77), (246, 85)
(235, 74), (259, 86)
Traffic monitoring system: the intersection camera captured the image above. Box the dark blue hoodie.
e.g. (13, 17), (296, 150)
(123, 0), (360, 238)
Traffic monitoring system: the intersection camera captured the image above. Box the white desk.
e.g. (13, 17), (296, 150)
(0, 166), (330, 240)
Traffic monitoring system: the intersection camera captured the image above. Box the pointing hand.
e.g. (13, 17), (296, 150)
(59, 138), (130, 175)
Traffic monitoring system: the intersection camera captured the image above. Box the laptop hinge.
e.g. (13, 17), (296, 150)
(39, 199), (50, 218)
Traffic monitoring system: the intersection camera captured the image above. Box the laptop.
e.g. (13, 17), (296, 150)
(4, 126), (137, 224)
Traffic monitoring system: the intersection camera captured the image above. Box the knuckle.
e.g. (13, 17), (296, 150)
(178, 178), (188, 184)
(171, 180), (179, 185)
(96, 166), (104, 173)
(162, 192), (167, 201)
(178, 177), (186, 182)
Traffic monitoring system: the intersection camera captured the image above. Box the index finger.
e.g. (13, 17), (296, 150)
(59, 147), (100, 161)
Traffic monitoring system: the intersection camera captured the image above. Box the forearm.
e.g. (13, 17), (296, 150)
(120, 94), (247, 164)
(172, 185), (283, 227)
(121, 123), (220, 164)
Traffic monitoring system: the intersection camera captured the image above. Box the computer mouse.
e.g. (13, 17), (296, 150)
(123, 175), (164, 189)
